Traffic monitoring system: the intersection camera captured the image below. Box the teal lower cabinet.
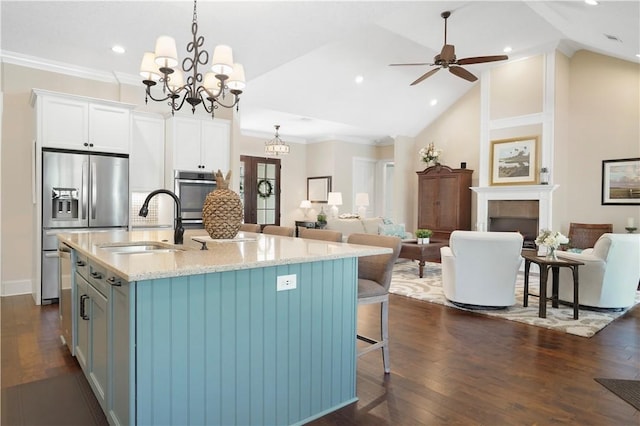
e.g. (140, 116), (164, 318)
(111, 258), (358, 425)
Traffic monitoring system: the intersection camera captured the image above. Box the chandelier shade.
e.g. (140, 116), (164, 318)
(265, 125), (290, 156)
(140, 0), (245, 118)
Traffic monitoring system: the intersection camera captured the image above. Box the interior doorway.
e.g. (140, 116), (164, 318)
(240, 156), (281, 227)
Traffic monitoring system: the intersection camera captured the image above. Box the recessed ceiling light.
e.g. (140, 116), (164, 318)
(355, 75), (364, 84)
(112, 45), (125, 54)
(585, 0), (598, 5)
(430, 99), (438, 106)
(503, 46), (512, 53)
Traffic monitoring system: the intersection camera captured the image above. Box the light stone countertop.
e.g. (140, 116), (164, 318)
(57, 229), (391, 282)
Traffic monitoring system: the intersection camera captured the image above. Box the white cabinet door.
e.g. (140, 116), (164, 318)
(172, 118), (203, 172)
(131, 113), (165, 191)
(75, 273), (90, 372)
(201, 120), (230, 173)
(38, 94), (131, 153)
(41, 96), (88, 150)
(87, 282), (109, 411)
(89, 104), (130, 154)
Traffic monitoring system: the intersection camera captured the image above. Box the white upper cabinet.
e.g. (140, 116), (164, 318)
(33, 89), (133, 154)
(166, 116), (230, 174)
(130, 112), (165, 191)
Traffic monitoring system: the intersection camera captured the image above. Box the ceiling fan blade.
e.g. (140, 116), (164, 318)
(457, 55), (508, 65)
(410, 68), (440, 86)
(449, 66), (477, 82)
(389, 62), (431, 67)
(440, 44), (455, 63)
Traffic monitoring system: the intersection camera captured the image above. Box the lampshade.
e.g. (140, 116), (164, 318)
(139, 52), (161, 81)
(227, 64), (246, 91)
(299, 200), (312, 209)
(211, 45), (234, 76)
(154, 35), (178, 68)
(327, 192), (343, 206)
(203, 72), (221, 92)
(167, 69), (184, 91)
(355, 192), (369, 207)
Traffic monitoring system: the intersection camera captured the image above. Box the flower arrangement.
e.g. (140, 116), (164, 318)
(535, 229), (569, 260)
(419, 143), (442, 165)
(535, 229), (569, 249)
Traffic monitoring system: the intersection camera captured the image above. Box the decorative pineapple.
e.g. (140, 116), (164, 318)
(202, 170), (243, 239)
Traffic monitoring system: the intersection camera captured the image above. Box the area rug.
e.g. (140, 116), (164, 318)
(389, 261), (640, 338)
(1, 372), (108, 425)
(594, 378), (640, 411)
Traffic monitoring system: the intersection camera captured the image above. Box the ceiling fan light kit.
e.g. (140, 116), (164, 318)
(391, 10), (508, 85)
(140, 0), (246, 118)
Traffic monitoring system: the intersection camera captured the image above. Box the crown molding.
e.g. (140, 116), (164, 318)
(0, 50), (142, 86)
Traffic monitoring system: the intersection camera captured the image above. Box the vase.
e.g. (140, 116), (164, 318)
(202, 170), (243, 239)
(545, 246), (558, 261)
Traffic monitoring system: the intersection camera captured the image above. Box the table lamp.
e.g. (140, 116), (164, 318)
(327, 192), (343, 219)
(355, 192), (369, 218)
(299, 200), (312, 218)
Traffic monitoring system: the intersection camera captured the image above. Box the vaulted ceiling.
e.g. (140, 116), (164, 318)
(2, 1), (638, 143)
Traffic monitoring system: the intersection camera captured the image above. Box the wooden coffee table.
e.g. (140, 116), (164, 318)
(399, 240), (446, 278)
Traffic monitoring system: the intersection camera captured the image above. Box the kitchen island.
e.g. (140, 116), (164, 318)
(58, 229), (389, 426)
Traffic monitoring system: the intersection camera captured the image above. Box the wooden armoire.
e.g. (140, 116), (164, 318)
(417, 165), (473, 241)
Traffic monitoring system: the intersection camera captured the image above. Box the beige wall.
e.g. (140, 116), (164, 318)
(409, 50), (640, 234)
(413, 84), (481, 227)
(561, 50), (640, 232)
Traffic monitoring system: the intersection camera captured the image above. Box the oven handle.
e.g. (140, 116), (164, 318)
(175, 179), (217, 185)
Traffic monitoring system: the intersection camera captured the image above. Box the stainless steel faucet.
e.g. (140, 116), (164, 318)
(139, 189), (184, 245)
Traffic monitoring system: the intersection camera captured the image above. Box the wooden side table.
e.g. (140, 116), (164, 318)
(294, 220), (316, 237)
(521, 251), (584, 319)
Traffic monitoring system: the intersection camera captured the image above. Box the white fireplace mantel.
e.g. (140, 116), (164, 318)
(471, 185), (559, 231)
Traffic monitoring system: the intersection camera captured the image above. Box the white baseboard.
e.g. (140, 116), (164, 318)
(2, 279), (32, 297)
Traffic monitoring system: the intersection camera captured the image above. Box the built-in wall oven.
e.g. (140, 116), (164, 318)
(174, 170), (217, 229)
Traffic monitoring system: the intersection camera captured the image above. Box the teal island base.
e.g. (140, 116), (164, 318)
(121, 258), (358, 425)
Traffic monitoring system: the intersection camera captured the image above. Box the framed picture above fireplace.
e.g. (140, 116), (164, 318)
(601, 158), (640, 205)
(490, 136), (539, 186)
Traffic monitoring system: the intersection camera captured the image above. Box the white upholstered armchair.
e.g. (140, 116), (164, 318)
(555, 233), (640, 309)
(440, 231), (524, 308)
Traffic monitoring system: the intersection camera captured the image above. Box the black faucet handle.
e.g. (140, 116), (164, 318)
(174, 218), (185, 245)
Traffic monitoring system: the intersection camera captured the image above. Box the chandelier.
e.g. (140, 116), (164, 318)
(139, 0), (245, 118)
(264, 125), (290, 156)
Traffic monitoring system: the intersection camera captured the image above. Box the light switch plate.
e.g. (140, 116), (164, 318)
(277, 274), (297, 291)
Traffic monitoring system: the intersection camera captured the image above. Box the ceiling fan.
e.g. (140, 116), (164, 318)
(390, 11), (509, 85)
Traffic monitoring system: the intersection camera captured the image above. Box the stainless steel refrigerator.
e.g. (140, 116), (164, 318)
(42, 148), (129, 302)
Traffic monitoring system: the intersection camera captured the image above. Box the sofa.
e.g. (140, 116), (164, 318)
(324, 217), (412, 241)
(555, 233), (640, 309)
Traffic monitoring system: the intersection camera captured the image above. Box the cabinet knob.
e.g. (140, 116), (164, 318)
(83, 142), (89, 147)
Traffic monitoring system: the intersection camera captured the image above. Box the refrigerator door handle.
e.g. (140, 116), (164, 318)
(81, 161), (88, 220)
(44, 252), (59, 259)
(91, 161), (97, 220)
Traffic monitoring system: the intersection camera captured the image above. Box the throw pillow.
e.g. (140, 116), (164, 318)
(378, 223), (406, 238)
(382, 217), (393, 225)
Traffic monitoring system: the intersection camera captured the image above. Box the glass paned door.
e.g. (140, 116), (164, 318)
(240, 156), (281, 226)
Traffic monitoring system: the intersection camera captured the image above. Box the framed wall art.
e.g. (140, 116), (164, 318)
(307, 176), (332, 203)
(490, 136), (539, 185)
(601, 158), (640, 205)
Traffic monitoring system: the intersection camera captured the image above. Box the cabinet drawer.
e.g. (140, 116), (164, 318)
(75, 252), (89, 280)
(87, 262), (109, 298)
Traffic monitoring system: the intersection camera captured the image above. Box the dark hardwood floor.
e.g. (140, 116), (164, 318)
(2, 293), (639, 425)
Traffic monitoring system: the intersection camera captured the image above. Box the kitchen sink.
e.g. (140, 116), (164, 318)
(98, 242), (186, 254)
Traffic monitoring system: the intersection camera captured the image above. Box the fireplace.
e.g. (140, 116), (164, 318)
(472, 185), (558, 242)
(487, 200), (539, 248)
(489, 217), (538, 248)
